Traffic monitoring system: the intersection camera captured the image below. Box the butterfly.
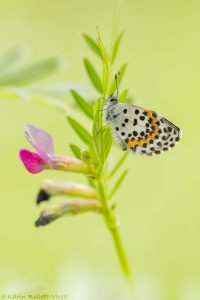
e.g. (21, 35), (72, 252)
(104, 95), (182, 156)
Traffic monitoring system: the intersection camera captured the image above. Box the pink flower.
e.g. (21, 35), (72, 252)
(19, 125), (54, 174)
(19, 125), (93, 175)
(19, 149), (49, 174)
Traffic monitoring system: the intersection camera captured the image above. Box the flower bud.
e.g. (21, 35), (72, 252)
(35, 199), (101, 226)
(37, 179), (98, 204)
(80, 148), (91, 161)
(52, 156), (94, 175)
(37, 189), (51, 204)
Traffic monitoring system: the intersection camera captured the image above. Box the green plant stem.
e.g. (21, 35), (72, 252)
(97, 180), (131, 280)
(111, 222), (131, 279)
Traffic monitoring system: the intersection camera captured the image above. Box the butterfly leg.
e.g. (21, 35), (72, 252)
(121, 143), (127, 151)
(117, 137), (127, 151)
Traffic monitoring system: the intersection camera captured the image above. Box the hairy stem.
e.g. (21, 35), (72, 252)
(97, 180), (131, 280)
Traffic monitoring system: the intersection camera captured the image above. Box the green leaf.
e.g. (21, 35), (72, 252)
(92, 125), (112, 165)
(119, 63), (128, 81)
(0, 88), (67, 113)
(96, 30), (110, 96)
(89, 141), (99, 166)
(102, 60), (109, 96)
(111, 31), (123, 64)
(93, 98), (103, 131)
(119, 89), (128, 103)
(87, 177), (96, 188)
(69, 144), (81, 159)
(0, 47), (26, 72)
(96, 30), (108, 64)
(93, 98), (104, 160)
(83, 58), (103, 93)
(82, 33), (101, 57)
(108, 63), (128, 95)
(0, 57), (61, 86)
(109, 152), (128, 178)
(102, 127), (112, 161)
(70, 90), (93, 119)
(109, 169), (128, 199)
(126, 95), (135, 103)
(67, 116), (92, 145)
(92, 123), (101, 158)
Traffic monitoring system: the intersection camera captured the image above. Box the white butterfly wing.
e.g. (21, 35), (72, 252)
(108, 103), (182, 155)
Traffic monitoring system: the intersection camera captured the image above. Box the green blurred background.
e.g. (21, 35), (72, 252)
(0, 0), (199, 299)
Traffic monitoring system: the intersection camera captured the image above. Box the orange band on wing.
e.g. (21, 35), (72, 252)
(127, 111), (159, 147)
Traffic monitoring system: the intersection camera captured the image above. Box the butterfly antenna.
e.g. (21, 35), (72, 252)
(115, 72), (120, 98)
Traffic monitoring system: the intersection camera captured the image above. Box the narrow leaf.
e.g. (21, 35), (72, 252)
(0, 88), (67, 113)
(0, 57), (61, 86)
(119, 63), (128, 82)
(102, 127), (112, 161)
(93, 98), (103, 131)
(96, 29), (110, 96)
(109, 152), (128, 178)
(119, 89), (128, 103)
(126, 96), (135, 103)
(69, 144), (81, 159)
(89, 141), (99, 166)
(83, 58), (103, 93)
(111, 31), (124, 64)
(102, 60), (109, 96)
(82, 33), (101, 57)
(87, 177), (96, 188)
(0, 47), (26, 72)
(96, 29), (109, 64)
(71, 90), (93, 119)
(67, 116), (92, 145)
(109, 170), (128, 199)
(92, 123), (101, 159)
(93, 99), (103, 159)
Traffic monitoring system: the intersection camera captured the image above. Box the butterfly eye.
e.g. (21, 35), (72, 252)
(108, 96), (117, 103)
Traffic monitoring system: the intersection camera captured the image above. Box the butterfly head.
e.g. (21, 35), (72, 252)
(106, 94), (118, 104)
(104, 94), (119, 121)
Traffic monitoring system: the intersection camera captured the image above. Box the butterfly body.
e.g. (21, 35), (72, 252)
(105, 95), (182, 155)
